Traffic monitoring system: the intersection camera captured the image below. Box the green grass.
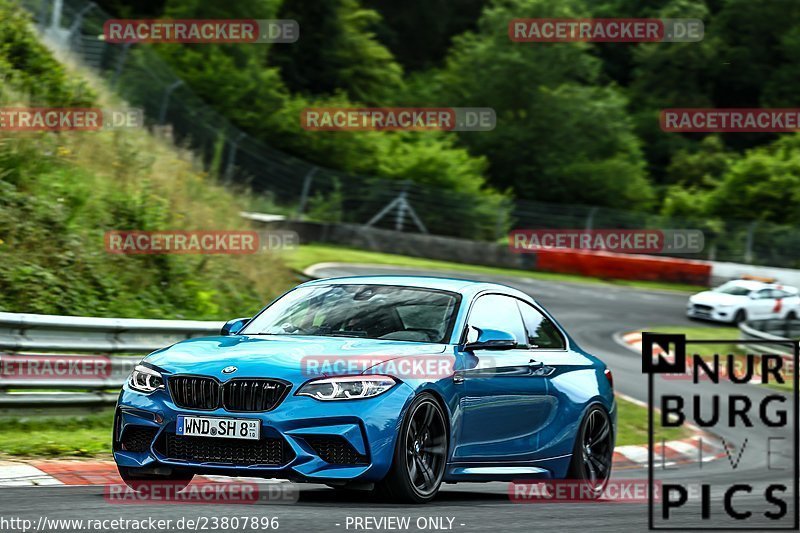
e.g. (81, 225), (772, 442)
(616, 396), (691, 446)
(644, 325), (794, 392)
(281, 243), (704, 293)
(0, 410), (113, 458)
(0, 399), (681, 458)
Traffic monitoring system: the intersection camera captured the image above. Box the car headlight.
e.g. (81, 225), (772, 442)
(128, 364), (165, 394)
(297, 375), (397, 401)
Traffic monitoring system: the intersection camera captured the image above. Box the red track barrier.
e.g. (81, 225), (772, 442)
(533, 248), (711, 285)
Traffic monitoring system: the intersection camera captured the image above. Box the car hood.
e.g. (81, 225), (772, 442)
(689, 291), (746, 306)
(144, 335), (448, 383)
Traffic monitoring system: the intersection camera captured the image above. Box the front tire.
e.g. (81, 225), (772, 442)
(566, 405), (613, 500)
(733, 309), (747, 324)
(377, 393), (448, 503)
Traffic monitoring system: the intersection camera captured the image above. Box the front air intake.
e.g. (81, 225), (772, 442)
(222, 379), (291, 412)
(168, 376), (220, 410)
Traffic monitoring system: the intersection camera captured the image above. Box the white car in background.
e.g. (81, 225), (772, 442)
(687, 279), (800, 323)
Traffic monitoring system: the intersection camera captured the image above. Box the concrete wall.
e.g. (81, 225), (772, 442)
(709, 262), (800, 287)
(257, 220), (533, 270)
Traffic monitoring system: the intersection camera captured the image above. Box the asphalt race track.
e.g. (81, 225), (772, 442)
(0, 264), (795, 532)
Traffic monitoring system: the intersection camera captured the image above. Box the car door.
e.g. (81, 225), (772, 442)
(748, 288), (777, 319)
(454, 293), (553, 463)
(515, 300), (594, 456)
(768, 288), (794, 318)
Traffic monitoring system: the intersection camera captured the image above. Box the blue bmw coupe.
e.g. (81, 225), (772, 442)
(114, 276), (616, 503)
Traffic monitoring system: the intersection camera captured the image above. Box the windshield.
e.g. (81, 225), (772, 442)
(240, 284), (461, 343)
(712, 282), (752, 296)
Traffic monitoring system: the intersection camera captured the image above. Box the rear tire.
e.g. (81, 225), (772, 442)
(377, 393), (448, 504)
(566, 405), (613, 500)
(118, 466), (194, 493)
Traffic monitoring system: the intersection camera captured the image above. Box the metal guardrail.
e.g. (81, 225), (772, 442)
(738, 318), (800, 356)
(0, 312), (223, 407)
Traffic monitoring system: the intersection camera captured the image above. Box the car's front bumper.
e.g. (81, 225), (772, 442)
(113, 380), (415, 484)
(686, 303), (734, 322)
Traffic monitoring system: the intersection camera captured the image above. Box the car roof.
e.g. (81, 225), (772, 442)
(725, 279), (767, 290)
(724, 279), (798, 292)
(299, 275), (535, 301)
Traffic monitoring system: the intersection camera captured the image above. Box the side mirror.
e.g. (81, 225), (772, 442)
(221, 317), (250, 336)
(463, 327), (517, 351)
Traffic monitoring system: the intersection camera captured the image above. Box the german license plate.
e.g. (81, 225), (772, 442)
(176, 415), (260, 440)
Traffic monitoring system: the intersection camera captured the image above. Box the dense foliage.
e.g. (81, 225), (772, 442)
(0, 0), (293, 317)
(88, 0), (800, 229)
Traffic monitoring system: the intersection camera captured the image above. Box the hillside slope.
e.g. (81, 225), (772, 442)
(0, 1), (293, 318)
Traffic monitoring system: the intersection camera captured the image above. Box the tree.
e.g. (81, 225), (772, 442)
(269, 0), (403, 104)
(708, 134), (800, 224)
(414, 0), (654, 208)
(363, 0), (485, 71)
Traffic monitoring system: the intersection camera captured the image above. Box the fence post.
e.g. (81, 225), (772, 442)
(744, 221), (757, 264)
(395, 191), (408, 232)
(67, 2), (96, 51)
(158, 80), (183, 124)
(294, 167), (317, 220)
(493, 206), (506, 241)
(50, 0), (63, 30)
(224, 132), (246, 185)
(112, 42), (131, 89)
(585, 206), (598, 231)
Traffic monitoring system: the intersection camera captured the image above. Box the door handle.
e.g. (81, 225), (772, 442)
(529, 360), (555, 377)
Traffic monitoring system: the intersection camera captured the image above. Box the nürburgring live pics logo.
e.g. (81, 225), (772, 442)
(642, 332), (799, 530)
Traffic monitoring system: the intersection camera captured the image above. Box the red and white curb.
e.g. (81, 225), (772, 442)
(612, 392), (727, 470)
(612, 331), (729, 469)
(612, 433), (727, 470)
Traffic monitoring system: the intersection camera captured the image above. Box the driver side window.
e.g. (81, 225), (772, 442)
(467, 294), (527, 348)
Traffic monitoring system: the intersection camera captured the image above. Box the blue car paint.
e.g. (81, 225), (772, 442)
(114, 275), (616, 484)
